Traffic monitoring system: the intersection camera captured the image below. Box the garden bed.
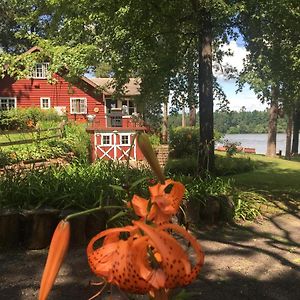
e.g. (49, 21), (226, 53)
(0, 209), (107, 250)
(0, 154), (74, 174)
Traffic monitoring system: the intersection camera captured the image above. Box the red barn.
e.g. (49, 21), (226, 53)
(0, 47), (147, 162)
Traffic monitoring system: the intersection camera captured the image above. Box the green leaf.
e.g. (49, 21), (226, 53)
(106, 211), (127, 224)
(109, 184), (125, 192)
(129, 176), (148, 190)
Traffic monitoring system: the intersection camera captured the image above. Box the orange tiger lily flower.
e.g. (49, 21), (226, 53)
(128, 180), (185, 225)
(87, 225), (152, 294)
(133, 221), (204, 288)
(87, 219), (204, 295)
(39, 220), (70, 300)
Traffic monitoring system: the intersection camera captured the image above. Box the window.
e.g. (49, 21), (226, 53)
(0, 97), (16, 111)
(40, 97), (51, 109)
(120, 134), (130, 146)
(122, 99), (136, 115)
(105, 98), (136, 116)
(110, 116), (122, 127)
(105, 98), (117, 114)
(101, 134), (112, 146)
(31, 63), (49, 79)
(70, 98), (87, 114)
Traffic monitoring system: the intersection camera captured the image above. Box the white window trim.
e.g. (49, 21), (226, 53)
(101, 133), (113, 146)
(40, 97), (51, 109)
(104, 97), (137, 117)
(121, 99), (136, 116)
(31, 63), (49, 79)
(70, 97), (87, 114)
(120, 133), (131, 146)
(0, 97), (17, 110)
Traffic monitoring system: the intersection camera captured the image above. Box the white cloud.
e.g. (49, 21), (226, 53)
(226, 90), (268, 111)
(221, 40), (248, 72)
(213, 40), (248, 79)
(215, 41), (267, 111)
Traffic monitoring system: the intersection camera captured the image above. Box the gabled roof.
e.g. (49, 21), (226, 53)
(21, 47), (140, 96)
(23, 46), (41, 55)
(89, 78), (140, 96)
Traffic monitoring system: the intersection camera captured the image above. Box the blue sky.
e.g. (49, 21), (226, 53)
(215, 40), (268, 112)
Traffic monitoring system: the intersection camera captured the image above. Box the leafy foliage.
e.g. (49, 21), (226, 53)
(182, 175), (232, 203)
(0, 107), (62, 130)
(237, 0), (300, 112)
(169, 126), (222, 159)
(169, 127), (200, 158)
(232, 191), (267, 221)
(215, 155), (255, 176)
(214, 110), (287, 134)
(0, 121), (89, 166)
(0, 161), (151, 210)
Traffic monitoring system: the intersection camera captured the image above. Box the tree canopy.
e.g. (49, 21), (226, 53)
(1, 0), (300, 168)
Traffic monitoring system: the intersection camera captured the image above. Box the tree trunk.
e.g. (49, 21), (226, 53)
(285, 112), (293, 159)
(162, 101), (168, 144)
(266, 86), (278, 157)
(189, 104), (197, 127)
(292, 108), (300, 155)
(198, 10), (214, 174)
(285, 112), (292, 159)
(181, 107), (186, 127)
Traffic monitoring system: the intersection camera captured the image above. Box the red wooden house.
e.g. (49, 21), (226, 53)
(0, 47), (147, 161)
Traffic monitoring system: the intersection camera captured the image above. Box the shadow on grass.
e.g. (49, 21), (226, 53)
(229, 167), (300, 194)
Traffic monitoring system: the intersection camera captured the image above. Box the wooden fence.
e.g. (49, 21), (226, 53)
(0, 121), (66, 147)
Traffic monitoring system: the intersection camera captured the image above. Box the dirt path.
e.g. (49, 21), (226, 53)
(0, 210), (299, 300)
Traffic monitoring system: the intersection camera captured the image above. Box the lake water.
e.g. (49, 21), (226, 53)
(218, 133), (299, 155)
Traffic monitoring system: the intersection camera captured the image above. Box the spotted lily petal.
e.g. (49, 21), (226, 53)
(132, 236), (166, 290)
(129, 195), (150, 219)
(149, 180), (185, 224)
(160, 223), (205, 286)
(133, 221), (191, 287)
(87, 225), (151, 294)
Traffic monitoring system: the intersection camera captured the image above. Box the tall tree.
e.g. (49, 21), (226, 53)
(266, 85), (278, 157)
(238, 0), (300, 157)
(2, 0), (239, 174)
(292, 108), (300, 155)
(198, 7), (214, 173)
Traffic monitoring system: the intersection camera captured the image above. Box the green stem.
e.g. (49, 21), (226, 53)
(64, 206), (123, 221)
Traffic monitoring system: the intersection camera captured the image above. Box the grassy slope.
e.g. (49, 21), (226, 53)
(228, 154), (300, 194)
(223, 153), (300, 214)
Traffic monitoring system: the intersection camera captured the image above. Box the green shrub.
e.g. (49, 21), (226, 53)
(166, 154), (255, 177)
(165, 157), (197, 176)
(215, 155), (255, 176)
(222, 139), (241, 157)
(169, 126), (222, 158)
(148, 134), (161, 148)
(231, 191), (267, 221)
(0, 161), (152, 210)
(0, 108), (62, 130)
(182, 175), (232, 203)
(169, 127), (199, 158)
(179, 175), (265, 221)
(63, 122), (90, 162)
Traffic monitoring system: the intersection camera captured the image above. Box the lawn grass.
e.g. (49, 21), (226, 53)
(227, 153), (300, 194)
(0, 121), (61, 144)
(219, 152), (300, 214)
